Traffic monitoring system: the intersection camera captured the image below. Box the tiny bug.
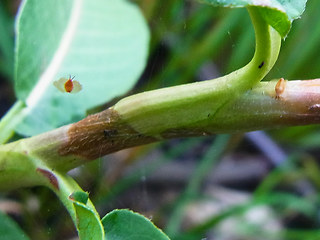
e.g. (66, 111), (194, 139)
(275, 78), (286, 99)
(53, 75), (82, 93)
(258, 61), (264, 69)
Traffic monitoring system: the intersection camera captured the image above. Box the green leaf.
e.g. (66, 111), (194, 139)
(102, 209), (170, 240)
(72, 201), (104, 240)
(0, 144), (104, 240)
(199, 0), (307, 37)
(14, 0), (149, 136)
(69, 191), (89, 205)
(52, 174), (105, 240)
(0, 211), (30, 240)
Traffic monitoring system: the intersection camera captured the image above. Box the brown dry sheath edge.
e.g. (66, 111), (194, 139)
(58, 79), (320, 161)
(58, 108), (157, 160)
(58, 101), (320, 162)
(36, 168), (59, 190)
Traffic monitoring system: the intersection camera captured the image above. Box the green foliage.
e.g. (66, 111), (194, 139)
(200, 0), (307, 37)
(71, 197), (105, 239)
(0, 1), (14, 79)
(69, 191), (89, 205)
(102, 209), (170, 240)
(1, 0), (320, 239)
(14, 0), (149, 136)
(0, 211), (29, 240)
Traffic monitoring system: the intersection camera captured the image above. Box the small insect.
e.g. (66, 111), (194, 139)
(53, 75), (82, 93)
(275, 78), (286, 99)
(258, 61), (264, 69)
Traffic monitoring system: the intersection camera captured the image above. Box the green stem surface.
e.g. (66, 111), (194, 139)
(3, 7), (319, 184)
(114, 7), (281, 137)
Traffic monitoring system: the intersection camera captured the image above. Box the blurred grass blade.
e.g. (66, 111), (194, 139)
(0, 211), (30, 240)
(0, 1), (14, 79)
(166, 135), (231, 237)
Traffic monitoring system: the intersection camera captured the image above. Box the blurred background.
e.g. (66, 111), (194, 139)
(1, 0), (320, 239)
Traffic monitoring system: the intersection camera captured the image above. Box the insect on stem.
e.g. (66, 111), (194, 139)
(275, 78), (286, 99)
(258, 61), (264, 69)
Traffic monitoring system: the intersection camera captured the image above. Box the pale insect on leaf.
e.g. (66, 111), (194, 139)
(53, 76), (82, 94)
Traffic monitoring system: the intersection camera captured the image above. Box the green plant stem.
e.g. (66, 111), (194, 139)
(0, 144), (103, 236)
(165, 134), (231, 237)
(1, 77), (320, 176)
(2, 7), (320, 182)
(225, 19), (254, 73)
(114, 7), (281, 136)
(0, 100), (26, 144)
(0, 7), (282, 175)
(50, 173), (103, 233)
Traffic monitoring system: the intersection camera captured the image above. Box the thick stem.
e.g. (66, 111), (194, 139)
(214, 79), (320, 132)
(0, 7), (283, 173)
(113, 7), (281, 136)
(5, 8), (320, 177)
(1, 78), (320, 175)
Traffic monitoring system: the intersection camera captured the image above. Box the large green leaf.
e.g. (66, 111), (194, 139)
(0, 211), (29, 240)
(102, 209), (170, 240)
(14, 0), (149, 136)
(72, 199), (104, 240)
(200, 0), (307, 37)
